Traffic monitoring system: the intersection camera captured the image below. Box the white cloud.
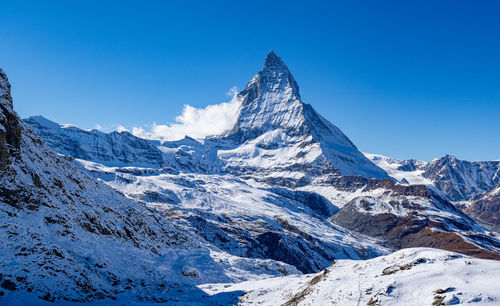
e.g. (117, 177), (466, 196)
(116, 125), (129, 133)
(226, 86), (239, 97)
(131, 88), (242, 141)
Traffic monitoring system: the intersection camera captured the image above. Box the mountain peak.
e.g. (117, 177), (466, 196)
(224, 54), (389, 179)
(264, 51), (287, 70)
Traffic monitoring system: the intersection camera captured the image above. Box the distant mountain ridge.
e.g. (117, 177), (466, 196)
(365, 152), (500, 230)
(365, 152), (500, 202)
(25, 115), (166, 168)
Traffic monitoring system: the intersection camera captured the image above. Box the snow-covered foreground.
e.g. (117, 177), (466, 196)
(4, 248), (498, 305)
(201, 248), (500, 305)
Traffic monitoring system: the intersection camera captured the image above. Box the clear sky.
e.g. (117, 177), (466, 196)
(1, 0), (499, 161)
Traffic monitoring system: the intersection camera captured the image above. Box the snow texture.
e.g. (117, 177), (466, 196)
(204, 248), (500, 306)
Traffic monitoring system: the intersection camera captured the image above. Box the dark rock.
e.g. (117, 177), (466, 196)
(1, 279), (16, 290)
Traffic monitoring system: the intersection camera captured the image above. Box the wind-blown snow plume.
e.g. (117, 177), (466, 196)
(133, 89), (241, 141)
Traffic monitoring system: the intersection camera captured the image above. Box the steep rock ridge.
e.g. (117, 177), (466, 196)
(221, 51), (389, 181)
(0, 69), (299, 304)
(227, 51), (305, 139)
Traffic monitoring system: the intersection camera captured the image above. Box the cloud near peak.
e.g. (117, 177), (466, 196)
(131, 88), (241, 141)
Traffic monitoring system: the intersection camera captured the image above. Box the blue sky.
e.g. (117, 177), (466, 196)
(1, 0), (499, 161)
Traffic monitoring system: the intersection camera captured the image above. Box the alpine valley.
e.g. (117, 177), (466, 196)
(2, 52), (500, 305)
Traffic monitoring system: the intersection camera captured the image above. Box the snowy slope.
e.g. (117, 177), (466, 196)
(75, 159), (388, 274)
(203, 248), (500, 305)
(363, 152), (431, 185)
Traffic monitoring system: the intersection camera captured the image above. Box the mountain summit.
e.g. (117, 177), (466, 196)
(25, 52), (389, 182)
(263, 50), (288, 69)
(229, 51), (302, 138)
(224, 52), (388, 180)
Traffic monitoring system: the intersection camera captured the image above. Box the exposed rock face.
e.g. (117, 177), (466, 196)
(0, 69), (21, 168)
(228, 51), (304, 139)
(0, 69), (189, 302)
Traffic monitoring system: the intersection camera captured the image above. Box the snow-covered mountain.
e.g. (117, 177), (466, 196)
(219, 51), (389, 182)
(365, 152), (500, 202)
(210, 248), (500, 305)
(0, 68), (327, 304)
(24, 53), (500, 259)
(1, 64), (398, 303)
(27, 51), (389, 187)
(329, 186), (500, 260)
(7, 51), (500, 304)
(365, 152), (500, 231)
(423, 155), (500, 201)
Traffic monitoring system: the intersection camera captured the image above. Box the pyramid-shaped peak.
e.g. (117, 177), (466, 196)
(264, 51), (288, 69)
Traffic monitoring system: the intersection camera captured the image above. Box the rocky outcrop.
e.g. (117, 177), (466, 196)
(0, 69), (21, 168)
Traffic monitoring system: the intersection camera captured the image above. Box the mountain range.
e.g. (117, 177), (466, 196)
(2, 52), (500, 304)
